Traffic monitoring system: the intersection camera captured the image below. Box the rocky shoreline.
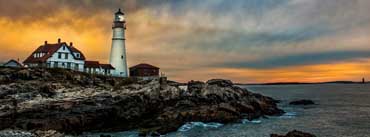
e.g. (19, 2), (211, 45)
(0, 67), (284, 136)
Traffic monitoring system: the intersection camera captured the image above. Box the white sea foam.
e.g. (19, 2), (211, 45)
(279, 112), (297, 119)
(241, 119), (262, 124)
(178, 122), (224, 132)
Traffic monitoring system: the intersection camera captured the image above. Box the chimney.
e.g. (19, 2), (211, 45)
(70, 42), (73, 47)
(44, 41), (48, 45)
(58, 38), (61, 43)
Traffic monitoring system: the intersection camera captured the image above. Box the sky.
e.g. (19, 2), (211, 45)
(0, 0), (369, 83)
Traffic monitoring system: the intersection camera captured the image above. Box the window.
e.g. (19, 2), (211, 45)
(58, 53), (62, 59)
(121, 55), (123, 59)
(76, 53), (80, 58)
(54, 62), (58, 68)
(63, 46), (65, 50)
(75, 64), (79, 70)
(67, 63), (71, 69)
(65, 53), (68, 59)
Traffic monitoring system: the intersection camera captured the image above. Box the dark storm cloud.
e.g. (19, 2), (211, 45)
(1, 0), (370, 82)
(218, 50), (370, 69)
(161, 0), (291, 16)
(0, 0), (170, 19)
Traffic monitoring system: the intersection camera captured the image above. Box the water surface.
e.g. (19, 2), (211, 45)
(91, 84), (370, 137)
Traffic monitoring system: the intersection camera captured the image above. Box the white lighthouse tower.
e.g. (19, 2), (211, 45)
(109, 9), (128, 77)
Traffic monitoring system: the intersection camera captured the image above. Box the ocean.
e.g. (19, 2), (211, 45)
(89, 84), (370, 137)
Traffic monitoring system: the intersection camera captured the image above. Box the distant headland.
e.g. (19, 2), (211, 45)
(236, 81), (368, 85)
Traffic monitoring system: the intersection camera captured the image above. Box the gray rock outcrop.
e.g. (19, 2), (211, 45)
(0, 67), (284, 135)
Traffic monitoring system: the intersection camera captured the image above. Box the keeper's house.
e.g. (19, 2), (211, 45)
(23, 39), (115, 76)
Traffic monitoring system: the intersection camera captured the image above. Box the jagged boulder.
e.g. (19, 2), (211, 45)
(187, 80), (205, 93)
(206, 79), (233, 87)
(38, 84), (56, 98)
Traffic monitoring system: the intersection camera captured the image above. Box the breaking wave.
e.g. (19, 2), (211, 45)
(177, 122), (224, 132)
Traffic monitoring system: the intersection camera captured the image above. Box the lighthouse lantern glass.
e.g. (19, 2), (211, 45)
(116, 14), (125, 22)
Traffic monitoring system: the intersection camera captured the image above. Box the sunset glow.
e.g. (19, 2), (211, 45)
(0, 0), (370, 83)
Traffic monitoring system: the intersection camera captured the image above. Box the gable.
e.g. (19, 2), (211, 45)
(54, 43), (71, 54)
(48, 43), (84, 62)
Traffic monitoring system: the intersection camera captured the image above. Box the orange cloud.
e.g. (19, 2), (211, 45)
(208, 61), (370, 83)
(0, 4), (370, 83)
(0, 9), (111, 63)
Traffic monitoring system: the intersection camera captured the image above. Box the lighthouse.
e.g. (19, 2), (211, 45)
(109, 9), (128, 77)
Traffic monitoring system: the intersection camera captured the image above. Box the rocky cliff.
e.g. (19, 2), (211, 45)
(0, 67), (284, 135)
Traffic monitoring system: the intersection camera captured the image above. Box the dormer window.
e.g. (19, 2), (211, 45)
(34, 53), (44, 58)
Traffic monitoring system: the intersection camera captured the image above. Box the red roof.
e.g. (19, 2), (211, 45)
(100, 64), (115, 69)
(23, 42), (85, 64)
(84, 61), (100, 68)
(130, 63), (159, 70)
